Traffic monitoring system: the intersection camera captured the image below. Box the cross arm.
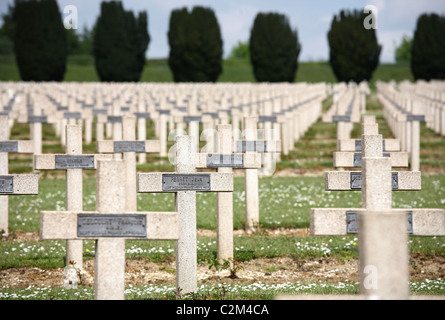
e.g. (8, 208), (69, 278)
(333, 151), (409, 168)
(195, 153), (262, 169)
(97, 140), (160, 153)
(0, 174), (38, 194)
(40, 211), (179, 240)
(337, 139), (400, 152)
(324, 171), (421, 191)
(235, 140), (281, 153)
(34, 154), (113, 170)
(310, 208), (445, 236)
(137, 172), (233, 193)
(0, 140), (33, 153)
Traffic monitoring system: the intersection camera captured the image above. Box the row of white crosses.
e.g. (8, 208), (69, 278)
(323, 82), (369, 140)
(1, 82), (325, 162)
(305, 115), (445, 300)
(33, 113), (279, 299)
(397, 80), (445, 137)
(376, 81), (434, 171)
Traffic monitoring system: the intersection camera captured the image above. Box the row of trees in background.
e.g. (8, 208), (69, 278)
(1, 0), (444, 83)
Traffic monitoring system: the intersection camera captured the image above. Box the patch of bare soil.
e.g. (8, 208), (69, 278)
(1, 230), (444, 290)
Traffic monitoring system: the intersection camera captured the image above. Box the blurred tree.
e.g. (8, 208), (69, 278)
(13, 0), (67, 81)
(229, 41), (249, 59)
(0, 3), (15, 41)
(394, 35), (412, 64)
(327, 9), (381, 83)
(249, 12), (301, 82)
(411, 13), (445, 81)
(168, 6), (223, 82)
(93, 1), (149, 82)
(0, 35), (13, 54)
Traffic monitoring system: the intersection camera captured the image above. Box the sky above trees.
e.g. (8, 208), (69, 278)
(1, 0), (444, 62)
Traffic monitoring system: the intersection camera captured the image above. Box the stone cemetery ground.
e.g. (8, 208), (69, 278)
(1, 91), (445, 300)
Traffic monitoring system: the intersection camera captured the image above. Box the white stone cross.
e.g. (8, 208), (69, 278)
(0, 116), (36, 236)
(312, 117), (444, 237)
(97, 116), (160, 211)
(34, 125), (112, 270)
(235, 116), (281, 233)
(40, 159), (179, 300)
(137, 135), (233, 295)
(195, 124), (261, 264)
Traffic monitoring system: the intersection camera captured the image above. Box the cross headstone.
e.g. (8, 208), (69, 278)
(333, 115), (408, 168)
(195, 124), (261, 263)
(19, 107), (54, 156)
(0, 116), (36, 236)
(137, 135), (233, 295)
(313, 116), (444, 298)
(236, 116), (281, 232)
(134, 107), (158, 163)
(174, 114), (202, 151)
(40, 159), (179, 300)
(311, 118), (435, 237)
(97, 116), (160, 211)
(281, 116), (444, 300)
(34, 124), (113, 270)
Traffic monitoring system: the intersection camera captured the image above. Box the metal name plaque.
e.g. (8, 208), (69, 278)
(354, 140), (362, 151)
(114, 141), (146, 153)
(77, 214), (147, 238)
(236, 141), (267, 152)
(392, 172), (399, 190)
(93, 109), (108, 115)
(203, 112), (218, 119)
(134, 112), (151, 119)
(64, 112), (81, 119)
(259, 116), (277, 123)
(0, 141), (18, 153)
(332, 115), (351, 122)
(162, 174), (211, 191)
(55, 155), (95, 169)
(407, 115), (425, 122)
(349, 172), (399, 190)
(183, 116), (202, 122)
(28, 116), (47, 123)
(206, 154), (244, 168)
(346, 211), (358, 233)
(107, 116), (122, 123)
(350, 172), (362, 189)
(0, 176), (13, 193)
(346, 211), (413, 234)
(353, 153), (362, 167)
(406, 211), (413, 234)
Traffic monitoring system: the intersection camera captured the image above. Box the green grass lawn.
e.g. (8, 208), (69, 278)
(1, 53), (444, 300)
(0, 54), (414, 85)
